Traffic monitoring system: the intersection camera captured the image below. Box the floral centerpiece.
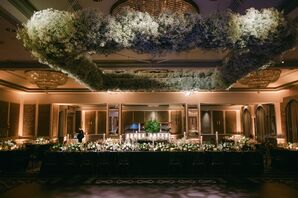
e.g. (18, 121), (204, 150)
(32, 137), (50, 145)
(280, 142), (298, 151)
(138, 143), (151, 151)
(144, 120), (160, 133)
(0, 140), (23, 151)
(223, 134), (258, 151)
(86, 141), (102, 151)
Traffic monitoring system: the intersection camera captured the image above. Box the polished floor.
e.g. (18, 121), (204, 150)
(1, 172), (298, 198)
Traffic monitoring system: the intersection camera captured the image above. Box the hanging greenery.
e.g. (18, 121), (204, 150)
(17, 8), (295, 91)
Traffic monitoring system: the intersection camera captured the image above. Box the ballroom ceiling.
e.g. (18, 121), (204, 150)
(0, 0), (297, 92)
(1, 68), (298, 92)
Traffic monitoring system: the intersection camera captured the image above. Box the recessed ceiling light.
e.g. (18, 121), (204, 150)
(281, 60), (285, 64)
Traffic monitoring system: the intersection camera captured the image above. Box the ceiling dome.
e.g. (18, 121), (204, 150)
(111, 0), (199, 16)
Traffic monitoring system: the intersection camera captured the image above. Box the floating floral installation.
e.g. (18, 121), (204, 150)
(17, 8), (295, 91)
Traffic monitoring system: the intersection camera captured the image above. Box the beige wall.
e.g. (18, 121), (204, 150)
(1, 87), (298, 140)
(4, 89), (296, 104)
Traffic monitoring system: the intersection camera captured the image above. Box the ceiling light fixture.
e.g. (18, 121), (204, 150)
(25, 70), (68, 90)
(239, 69), (281, 89)
(111, 0), (199, 16)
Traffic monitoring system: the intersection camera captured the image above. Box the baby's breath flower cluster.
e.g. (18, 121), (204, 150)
(17, 8), (295, 91)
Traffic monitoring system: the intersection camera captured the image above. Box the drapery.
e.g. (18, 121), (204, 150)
(286, 100), (298, 143)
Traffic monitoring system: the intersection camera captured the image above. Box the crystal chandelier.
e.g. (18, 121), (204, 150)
(239, 69), (281, 89)
(111, 0), (199, 16)
(25, 70), (68, 89)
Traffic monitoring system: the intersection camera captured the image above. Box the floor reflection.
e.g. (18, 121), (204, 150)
(1, 179), (298, 198)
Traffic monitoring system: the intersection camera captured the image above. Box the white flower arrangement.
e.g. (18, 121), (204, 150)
(24, 8), (76, 59)
(86, 141), (102, 151)
(50, 138), (258, 152)
(0, 140), (23, 151)
(282, 142), (298, 151)
(33, 137), (50, 145)
(60, 143), (83, 152)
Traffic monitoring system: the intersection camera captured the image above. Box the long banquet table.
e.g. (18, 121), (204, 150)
(40, 151), (263, 177)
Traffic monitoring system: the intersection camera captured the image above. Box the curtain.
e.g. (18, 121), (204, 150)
(256, 106), (266, 142)
(286, 100), (298, 143)
(242, 109), (251, 137)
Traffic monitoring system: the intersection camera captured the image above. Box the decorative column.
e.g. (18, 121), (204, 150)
(49, 104), (53, 138)
(185, 104), (188, 137)
(210, 111), (214, 134)
(197, 103), (201, 136)
(34, 103), (38, 137)
(119, 104), (122, 136)
(63, 108), (68, 137)
(95, 110), (98, 134)
(18, 100), (24, 137)
(250, 105), (256, 138)
(236, 110), (241, 133)
(81, 110), (85, 132)
(223, 110), (226, 134)
(105, 104), (109, 138)
(7, 102), (10, 137)
(274, 102), (284, 144)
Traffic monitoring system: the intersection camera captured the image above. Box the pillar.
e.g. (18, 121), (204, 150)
(250, 105), (256, 138)
(18, 100), (24, 137)
(119, 104), (122, 136)
(274, 102), (285, 144)
(185, 104), (188, 136)
(197, 103), (201, 135)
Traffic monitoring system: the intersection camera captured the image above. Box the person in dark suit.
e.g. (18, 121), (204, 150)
(77, 128), (85, 143)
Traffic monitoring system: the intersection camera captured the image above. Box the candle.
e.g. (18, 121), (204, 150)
(138, 123), (141, 132)
(103, 134), (106, 142)
(200, 135), (203, 144)
(184, 132), (186, 139)
(120, 134), (122, 144)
